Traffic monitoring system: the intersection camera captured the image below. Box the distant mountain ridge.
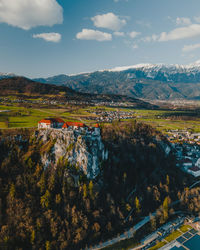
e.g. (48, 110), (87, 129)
(0, 72), (16, 79)
(2, 62), (200, 100)
(34, 62), (200, 100)
(0, 77), (155, 108)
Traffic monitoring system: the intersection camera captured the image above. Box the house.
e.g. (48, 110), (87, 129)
(62, 122), (100, 134)
(93, 124), (100, 135)
(182, 158), (193, 168)
(187, 166), (200, 177)
(38, 118), (65, 129)
(62, 122), (87, 130)
(195, 158), (200, 168)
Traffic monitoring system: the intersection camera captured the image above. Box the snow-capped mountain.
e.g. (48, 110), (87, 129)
(0, 72), (16, 79)
(107, 62), (200, 73)
(33, 61), (200, 100)
(2, 62), (200, 100)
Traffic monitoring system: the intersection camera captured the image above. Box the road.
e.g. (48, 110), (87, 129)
(90, 214), (156, 250)
(89, 180), (200, 250)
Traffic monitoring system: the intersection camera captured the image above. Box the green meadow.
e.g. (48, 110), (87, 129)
(0, 103), (200, 133)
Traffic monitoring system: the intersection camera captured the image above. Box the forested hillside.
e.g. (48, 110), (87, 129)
(0, 122), (192, 249)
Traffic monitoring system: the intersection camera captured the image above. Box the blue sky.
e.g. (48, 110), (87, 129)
(1, 0), (200, 77)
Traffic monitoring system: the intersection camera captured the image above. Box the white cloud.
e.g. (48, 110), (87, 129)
(158, 24), (200, 42)
(176, 17), (191, 26)
(91, 12), (126, 31)
(114, 31), (125, 36)
(182, 43), (200, 52)
(194, 16), (200, 23)
(33, 32), (61, 42)
(0, 0), (63, 30)
(76, 29), (112, 42)
(128, 31), (141, 39)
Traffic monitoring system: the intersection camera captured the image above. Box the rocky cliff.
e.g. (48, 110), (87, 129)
(36, 128), (107, 179)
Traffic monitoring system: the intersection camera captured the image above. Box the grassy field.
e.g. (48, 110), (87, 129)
(102, 237), (139, 250)
(149, 241), (166, 250)
(149, 224), (192, 250)
(164, 230), (182, 242)
(179, 224), (192, 233)
(0, 103), (200, 131)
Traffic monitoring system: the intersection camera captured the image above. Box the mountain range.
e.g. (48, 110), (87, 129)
(0, 77), (155, 108)
(2, 62), (200, 100)
(33, 62), (200, 100)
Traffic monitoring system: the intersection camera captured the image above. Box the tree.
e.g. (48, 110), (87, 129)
(9, 183), (15, 199)
(45, 241), (51, 250)
(83, 184), (87, 199)
(135, 197), (141, 214)
(163, 196), (169, 221)
(38, 172), (46, 194)
(48, 174), (55, 191)
(150, 213), (156, 231)
(89, 181), (93, 198)
(55, 194), (61, 204)
(166, 175), (170, 186)
(123, 172), (127, 183)
(30, 230), (35, 244)
(40, 190), (51, 209)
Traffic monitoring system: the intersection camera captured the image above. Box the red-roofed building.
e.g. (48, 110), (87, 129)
(64, 122), (86, 128)
(38, 118), (65, 129)
(62, 122), (87, 129)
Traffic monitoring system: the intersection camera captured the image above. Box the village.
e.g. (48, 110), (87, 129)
(88, 109), (135, 122)
(0, 97), (138, 108)
(167, 130), (200, 178)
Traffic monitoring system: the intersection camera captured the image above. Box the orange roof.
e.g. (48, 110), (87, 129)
(93, 123), (100, 128)
(63, 122), (86, 128)
(62, 123), (69, 128)
(38, 119), (53, 124)
(38, 118), (65, 124)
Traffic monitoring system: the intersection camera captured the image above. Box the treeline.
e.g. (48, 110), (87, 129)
(0, 121), (192, 249)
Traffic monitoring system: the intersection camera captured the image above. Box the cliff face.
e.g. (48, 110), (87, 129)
(36, 128), (107, 179)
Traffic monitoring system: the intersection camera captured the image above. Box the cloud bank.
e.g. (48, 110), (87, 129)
(0, 0), (63, 30)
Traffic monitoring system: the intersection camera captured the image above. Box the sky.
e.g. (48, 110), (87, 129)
(1, 0), (200, 77)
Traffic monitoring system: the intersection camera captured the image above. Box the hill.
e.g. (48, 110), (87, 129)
(34, 63), (200, 100)
(0, 122), (189, 249)
(0, 77), (155, 108)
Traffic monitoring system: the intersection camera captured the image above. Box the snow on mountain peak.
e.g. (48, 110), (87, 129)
(104, 62), (200, 74)
(0, 72), (16, 77)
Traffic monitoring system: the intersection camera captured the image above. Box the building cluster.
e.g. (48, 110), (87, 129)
(0, 97), (138, 109)
(167, 130), (200, 177)
(175, 143), (200, 177)
(38, 118), (100, 135)
(141, 217), (184, 250)
(167, 130), (200, 145)
(89, 110), (134, 123)
(0, 97), (65, 106)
